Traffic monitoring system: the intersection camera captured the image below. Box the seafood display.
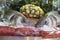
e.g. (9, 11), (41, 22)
(36, 11), (60, 27)
(20, 4), (44, 18)
(0, 26), (60, 38)
(0, 7), (60, 38)
(0, 0), (60, 39)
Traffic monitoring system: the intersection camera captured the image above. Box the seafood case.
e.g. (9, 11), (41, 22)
(0, 0), (60, 40)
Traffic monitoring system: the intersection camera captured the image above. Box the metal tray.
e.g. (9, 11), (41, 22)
(0, 36), (60, 40)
